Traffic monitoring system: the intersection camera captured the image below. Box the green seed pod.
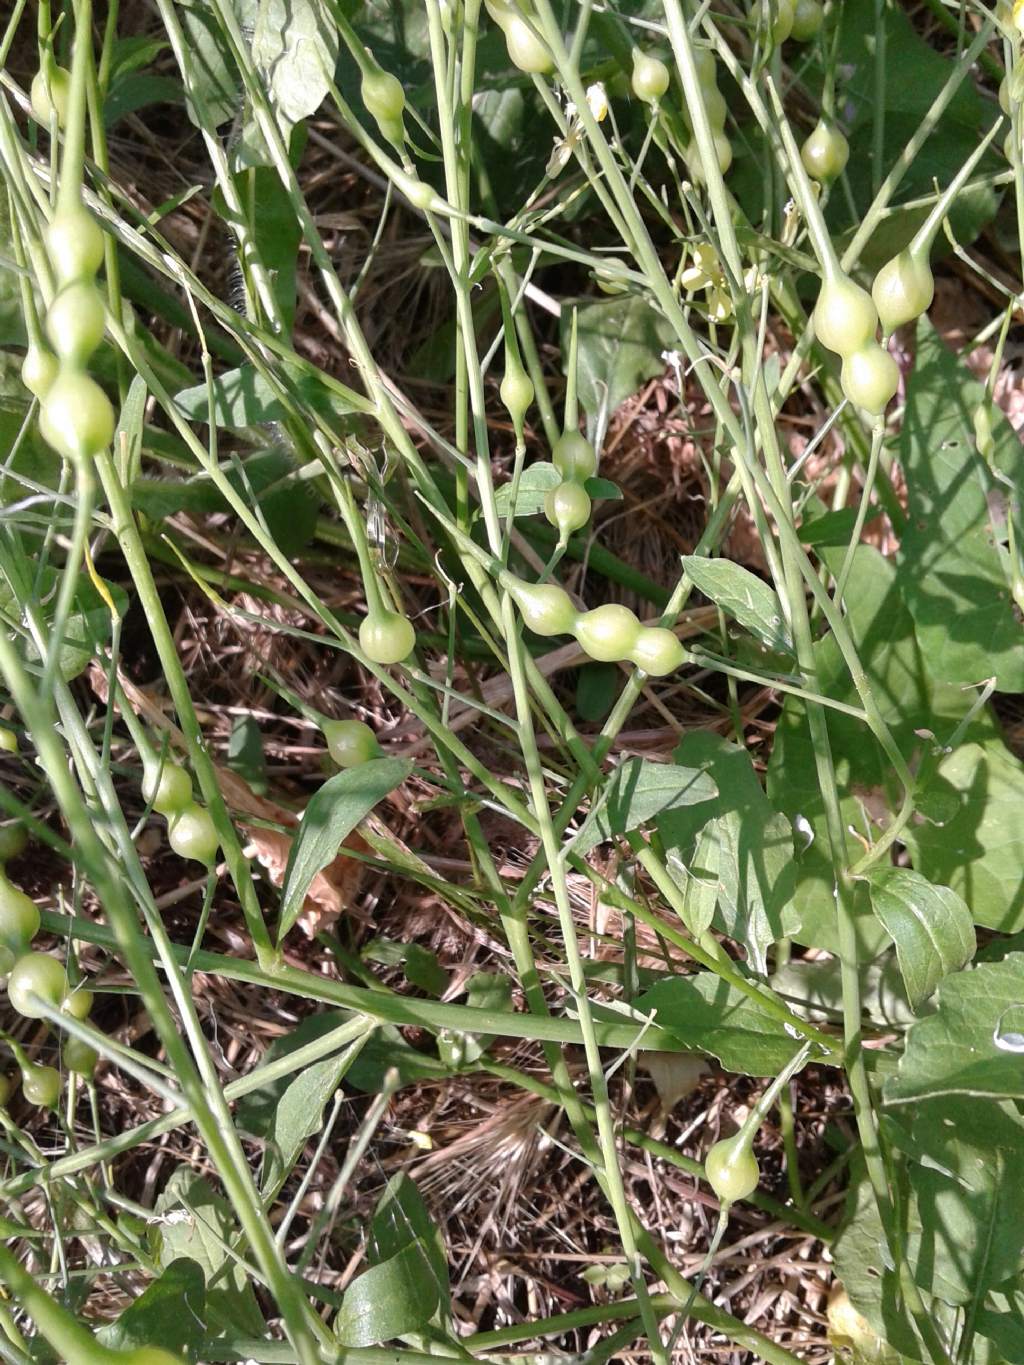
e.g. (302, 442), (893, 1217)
(800, 118), (849, 181)
(552, 431), (598, 481)
(62, 1035), (98, 1079)
(322, 719), (380, 768)
(361, 64), (405, 144)
(509, 580), (577, 637)
(705, 1132), (760, 1204)
(500, 366), (534, 428)
(790, 0), (824, 41)
(45, 209), (105, 289)
(0, 874), (40, 960)
(30, 65), (71, 128)
(62, 986), (94, 1022)
(763, 0), (795, 43)
(840, 344), (900, 415)
(544, 481), (591, 538)
(21, 345), (59, 401)
(629, 627), (686, 677)
(973, 401), (995, 461)
(485, 2), (554, 75)
(142, 760), (194, 816)
(692, 47), (716, 87)
(574, 604), (641, 663)
(871, 249), (934, 332)
(0, 825), (28, 864)
(631, 49), (670, 103)
(21, 1061), (60, 1109)
(359, 611), (416, 665)
(684, 130), (733, 181)
(39, 369), (115, 462)
(46, 282), (107, 365)
(8, 952), (67, 1019)
(813, 275), (878, 358)
(168, 804), (220, 866)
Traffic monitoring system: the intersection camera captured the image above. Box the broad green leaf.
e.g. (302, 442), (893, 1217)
(335, 1241), (440, 1347)
(258, 1037), (367, 1197)
(773, 955), (914, 1030)
(571, 758), (717, 856)
(370, 1173), (448, 1299)
(568, 295), (674, 421)
(766, 544), (992, 954)
(575, 662), (620, 722)
(680, 556), (793, 653)
(867, 868), (975, 1012)
(493, 461), (559, 517)
(252, 0), (337, 127)
(633, 973), (804, 1075)
(344, 1027), (453, 1094)
(235, 1011), (358, 1136)
(584, 476), (622, 501)
(0, 571), (129, 682)
(796, 507), (860, 547)
(828, 0), (1000, 265)
(897, 322), (1024, 692)
(227, 714), (267, 795)
(833, 1173), (931, 1361)
(884, 954), (1024, 1103)
(178, 0), (238, 128)
(278, 758), (412, 940)
(104, 74), (183, 125)
(152, 1171), (263, 1339)
(174, 363), (369, 427)
(668, 822), (719, 938)
(885, 1097), (1024, 1307)
(659, 733), (799, 973)
(903, 739), (1024, 933)
(248, 166), (302, 332)
(976, 1294), (1024, 1363)
(363, 938), (446, 995)
(96, 1259), (205, 1358)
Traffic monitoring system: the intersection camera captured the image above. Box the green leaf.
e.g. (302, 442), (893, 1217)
(828, 0), (1000, 265)
(152, 1171), (264, 1339)
(258, 1040), (367, 1198)
(584, 476), (622, 501)
(493, 461), (559, 517)
(904, 739), (1024, 933)
(773, 955), (914, 1030)
(797, 507), (860, 547)
(104, 74), (183, 125)
(404, 944), (448, 997)
(178, 0), (238, 128)
(252, 0), (337, 128)
(659, 733), (799, 974)
(668, 822), (719, 938)
(867, 868), (975, 1012)
(344, 1027), (453, 1094)
(681, 555), (793, 653)
(633, 973), (804, 1075)
(975, 1295), (1024, 1363)
(335, 1241), (440, 1347)
(569, 295), (674, 421)
(248, 166), (302, 333)
(884, 954), (1024, 1103)
(575, 662), (619, 722)
(571, 758), (717, 857)
(96, 1259), (206, 1358)
(173, 364), (369, 428)
(885, 1097), (1024, 1307)
(897, 321), (1024, 692)
(227, 714), (267, 796)
(766, 544), (992, 954)
(370, 1173), (448, 1299)
(278, 758), (412, 941)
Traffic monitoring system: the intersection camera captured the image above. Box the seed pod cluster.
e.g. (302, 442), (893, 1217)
(684, 47), (732, 179)
(545, 430), (597, 543)
(144, 757), (220, 867)
(36, 197), (112, 463)
(507, 576), (687, 676)
(0, 857), (99, 1103)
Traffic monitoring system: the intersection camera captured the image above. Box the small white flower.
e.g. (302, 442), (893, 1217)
(586, 82), (608, 122)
